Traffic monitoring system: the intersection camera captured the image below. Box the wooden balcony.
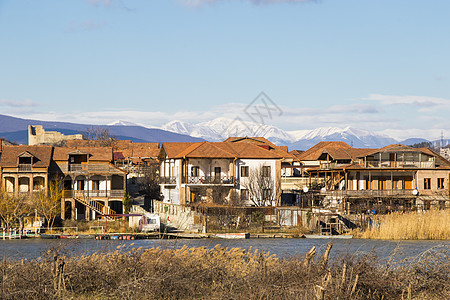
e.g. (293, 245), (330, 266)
(322, 189), (416, 198)
(18, 164), (32, 172)
(63, 189), (125, 199)
(59, 164), (121, 173)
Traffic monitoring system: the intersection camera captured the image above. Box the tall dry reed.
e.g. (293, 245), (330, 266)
(359, 209), (450, 240)
(0, 243), (448, 299)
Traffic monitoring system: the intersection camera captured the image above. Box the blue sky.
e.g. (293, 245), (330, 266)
(1, 0), (449, 140)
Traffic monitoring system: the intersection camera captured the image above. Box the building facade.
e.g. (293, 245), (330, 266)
(158, 139), (289, 206)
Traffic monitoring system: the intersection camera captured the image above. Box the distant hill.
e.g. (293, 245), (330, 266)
(399, 138), (430, 146)
(0, 114), (204, 145)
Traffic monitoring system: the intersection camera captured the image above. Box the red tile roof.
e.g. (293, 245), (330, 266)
(160, 141), (286, 159)
(298, 141), (356, 161)
(0, 145), (53, 168)
(53, 147), (113, 161)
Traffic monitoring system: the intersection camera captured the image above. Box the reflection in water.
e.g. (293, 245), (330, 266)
(1, 238), (448, 263)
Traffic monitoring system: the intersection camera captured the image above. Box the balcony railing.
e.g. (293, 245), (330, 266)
(365, 161), (435, 168)
(160, 177), (176, 184)
(322, 189), (416, 197)
(63, 189), (125, 199)
(186, 176), (234, 185)
(18, 164), (32, 172)
(318, 161), (436, 169)
(319, 162), (349, 170)
(60, 164), (120, 173)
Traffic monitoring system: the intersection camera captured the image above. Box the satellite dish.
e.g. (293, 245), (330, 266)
(303, 187), (309, 193)
(412, 189), (418, 196)
(321, 187), (327, 193)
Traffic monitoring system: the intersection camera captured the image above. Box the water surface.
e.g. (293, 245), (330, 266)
(1, 238), (448, 263)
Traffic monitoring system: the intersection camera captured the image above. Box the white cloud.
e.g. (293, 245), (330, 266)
(0, 99), (39, 107)
(366, 94), (450, 107)
(380, 128), (443, 141)
(7, 93), (450, 141)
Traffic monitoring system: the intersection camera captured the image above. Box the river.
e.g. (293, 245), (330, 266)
(1, 238), (448, 263)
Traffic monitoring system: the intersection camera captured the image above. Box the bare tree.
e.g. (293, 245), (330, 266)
(227, 189), (245, 206)
(33, 179), (62, 230)
(139, 161), (161, 211)
(83, 127), (117, 147)
(241, 165), (279, 207)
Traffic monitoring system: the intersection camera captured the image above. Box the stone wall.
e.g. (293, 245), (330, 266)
(28, 125), (83, 145)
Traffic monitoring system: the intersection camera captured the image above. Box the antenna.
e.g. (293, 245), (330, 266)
(441, 130), (444, 149)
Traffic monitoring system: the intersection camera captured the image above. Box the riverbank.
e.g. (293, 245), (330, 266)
(1, 242), (448, 299)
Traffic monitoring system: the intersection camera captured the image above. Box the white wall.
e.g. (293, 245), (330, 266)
(187, 159), (232, 178)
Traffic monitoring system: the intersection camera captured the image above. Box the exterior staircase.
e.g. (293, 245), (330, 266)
(73, 194), (116, 217)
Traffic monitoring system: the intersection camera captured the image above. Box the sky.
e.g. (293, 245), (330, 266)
(1, 0), (450, 140)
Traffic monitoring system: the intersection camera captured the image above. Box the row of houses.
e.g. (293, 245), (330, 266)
(159, 138), (450, 212)
(1, 128), (449, 223)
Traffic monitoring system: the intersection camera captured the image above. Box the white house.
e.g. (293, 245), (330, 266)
(158, 138), (295, 206)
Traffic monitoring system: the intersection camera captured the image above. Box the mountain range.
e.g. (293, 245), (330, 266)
(0, 114), (203, 145)
(0, 114), (440, 150)
(161, 117), (400, 149)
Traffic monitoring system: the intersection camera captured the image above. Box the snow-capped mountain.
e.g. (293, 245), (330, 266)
(107, 120), (138, 126)
(161, 118), (399, 150)
(162, 117), (295, 145)
(288, 126), (398, 150)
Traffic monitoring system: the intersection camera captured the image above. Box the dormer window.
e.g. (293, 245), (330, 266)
(68, 150), (90, 172)
(19, 156), (32, 165)
(68, 150), (89, 164)
(18, 151), (34, 172)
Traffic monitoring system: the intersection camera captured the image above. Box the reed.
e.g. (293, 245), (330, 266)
(0, 243), (448, 299)
(359, 209), (450, 240)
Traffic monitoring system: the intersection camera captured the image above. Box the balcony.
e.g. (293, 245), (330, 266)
(186, 176), (234, 185)
(18, 164), (32, 172)
(319, 162), (349, 170)
(160, 177), (176, 184)
(322, 189), (415, 198)
(63, 189), (125, 199)
(365, 161), (435, 169)
(60, 164), (120, 173)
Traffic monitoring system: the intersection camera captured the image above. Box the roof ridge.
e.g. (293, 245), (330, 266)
(212, 142), (239, 157)
(176, 141), (208, 158)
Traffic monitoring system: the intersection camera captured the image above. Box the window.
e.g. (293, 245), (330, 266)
(262, 166), (271, 177)
(92, 180), (100, 190)
(241, 166), (249, 177)
(191, 166), (200, 177)
(437, 178), (444, 189)
(240, 189), (249, 201)
(424, 178), (431, 190)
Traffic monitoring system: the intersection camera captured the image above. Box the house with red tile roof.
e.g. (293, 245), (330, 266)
(0, 145), (127, 222)
(298, 142), (450, 212)
(158, 140), (287, 206)
(0, 145), (53, 197)
(53, 146), (127, 220)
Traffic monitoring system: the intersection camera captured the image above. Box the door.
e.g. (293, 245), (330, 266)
(404, 177), (413, 190)
(77, 180), (85, 191)
(378, 178), (387, 190)
(390, 153), (396, 167)
(214, 167), (221, 183)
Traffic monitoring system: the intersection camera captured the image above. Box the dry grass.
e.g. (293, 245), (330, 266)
(358, 210), (450, 240)
(1, 243), (448, 299)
